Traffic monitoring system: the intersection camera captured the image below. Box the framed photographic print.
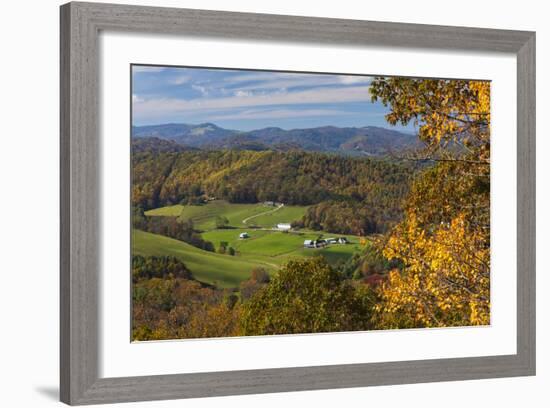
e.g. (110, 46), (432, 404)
(60, 2), (535, 405)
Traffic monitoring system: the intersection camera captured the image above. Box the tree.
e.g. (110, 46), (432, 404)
(376, 214), (489, 328)
(370, 78), (490, 163)
(132, 206), (148, 230)
(370, 78), (491, 328)
(239, 267), (271, 301)
(240, 258), (374, 335)
(180, 303), (241, 339)
(138, 215), (215, 252)
(215, 215), (230, 229)
(132, 255), (193, 283)
(218, 241), (228, 254)
(250, 267), (270, 283)
(132, 277), (241, 341)
(239, 279), (262, 301)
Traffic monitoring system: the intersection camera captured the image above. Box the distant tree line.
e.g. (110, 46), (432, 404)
(132, 207), (215, 252)
(132, 255), (193, 283)
(295, 200), (384, 235)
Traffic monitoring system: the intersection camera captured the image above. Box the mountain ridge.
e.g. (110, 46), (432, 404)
(132, 122), (418, 156)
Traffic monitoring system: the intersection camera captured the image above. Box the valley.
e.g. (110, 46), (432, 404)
(137, 200), (362, 288)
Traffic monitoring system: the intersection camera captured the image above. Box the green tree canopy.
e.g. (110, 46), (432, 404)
(240, 257), (374, 335)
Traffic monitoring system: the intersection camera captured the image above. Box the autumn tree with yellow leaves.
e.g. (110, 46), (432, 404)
(370, 78), (491, 328)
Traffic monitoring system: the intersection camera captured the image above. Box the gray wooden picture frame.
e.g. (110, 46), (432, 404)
(60, 1), (536, 405)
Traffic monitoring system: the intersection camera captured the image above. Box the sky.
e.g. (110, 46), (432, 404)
(131, 65), (414, 132)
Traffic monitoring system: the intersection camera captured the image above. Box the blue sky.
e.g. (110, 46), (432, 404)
(131, 65), (414, 132)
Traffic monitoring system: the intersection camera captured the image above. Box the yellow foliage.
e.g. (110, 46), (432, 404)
(370, 78), (491, 163)
(376, 213), (490, 328)
(370, 78), (491, 329)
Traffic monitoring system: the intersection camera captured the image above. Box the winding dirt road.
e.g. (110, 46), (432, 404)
(242, 204), (284, 225)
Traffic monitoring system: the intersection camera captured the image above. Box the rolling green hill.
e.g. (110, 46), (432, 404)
(145, 200), (308, 230)
(203, 228), (360, 259)
(244, 205), (307, 228)
(132, 229), (273, 287)
(133, 220), (362, 288)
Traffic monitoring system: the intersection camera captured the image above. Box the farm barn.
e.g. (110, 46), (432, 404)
(303, 240), (315, 248)
(277, 223), (292, 231)
(304, 238), (348, 248)
(303, 239), (327, 248)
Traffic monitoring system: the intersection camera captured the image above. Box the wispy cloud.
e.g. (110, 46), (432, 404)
(338, 76), (372, 85)
(170, 75), (190, 85)
(223, 72), (371, 92)
(234, 90), (253, 97)
(223, 72), (299, 84)
(133, 85), (372, 120)
(130, 66), (407, 131)
(191, 84), (210, 96)
(132, 66), (165, 73)
(210, 108), (353, 121)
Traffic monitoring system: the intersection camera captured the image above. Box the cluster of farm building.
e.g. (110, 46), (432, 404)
(238, 219), (349, 249)
(303, 237), (349, 248)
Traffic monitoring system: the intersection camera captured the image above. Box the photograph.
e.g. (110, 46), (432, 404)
(130, 65), (491, 341)
(0, 0), (541, 406)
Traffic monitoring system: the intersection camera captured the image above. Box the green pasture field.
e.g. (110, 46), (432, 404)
(132, 229), (274, 287)
(134, 229), (361, 289)
(145, 200), (308, 230)
(137, 201), (363, 288)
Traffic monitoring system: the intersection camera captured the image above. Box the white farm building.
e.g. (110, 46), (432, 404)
(304, 237), (348, 248)
(277, 223), (292, 231)
(303, 240), (316, 248)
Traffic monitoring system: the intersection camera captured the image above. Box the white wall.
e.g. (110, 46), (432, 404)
(0, 0), (546, 407)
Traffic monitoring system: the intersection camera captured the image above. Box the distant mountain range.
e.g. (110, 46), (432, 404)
(131, 122), (419, 156)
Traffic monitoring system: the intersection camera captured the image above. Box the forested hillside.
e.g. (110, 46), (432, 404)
(132, 149), (414, 235)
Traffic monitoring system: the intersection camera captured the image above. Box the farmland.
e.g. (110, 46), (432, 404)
(145, 200), (308, 231)
(132, 229), (267, 287)
(136, 200), (362, 287)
